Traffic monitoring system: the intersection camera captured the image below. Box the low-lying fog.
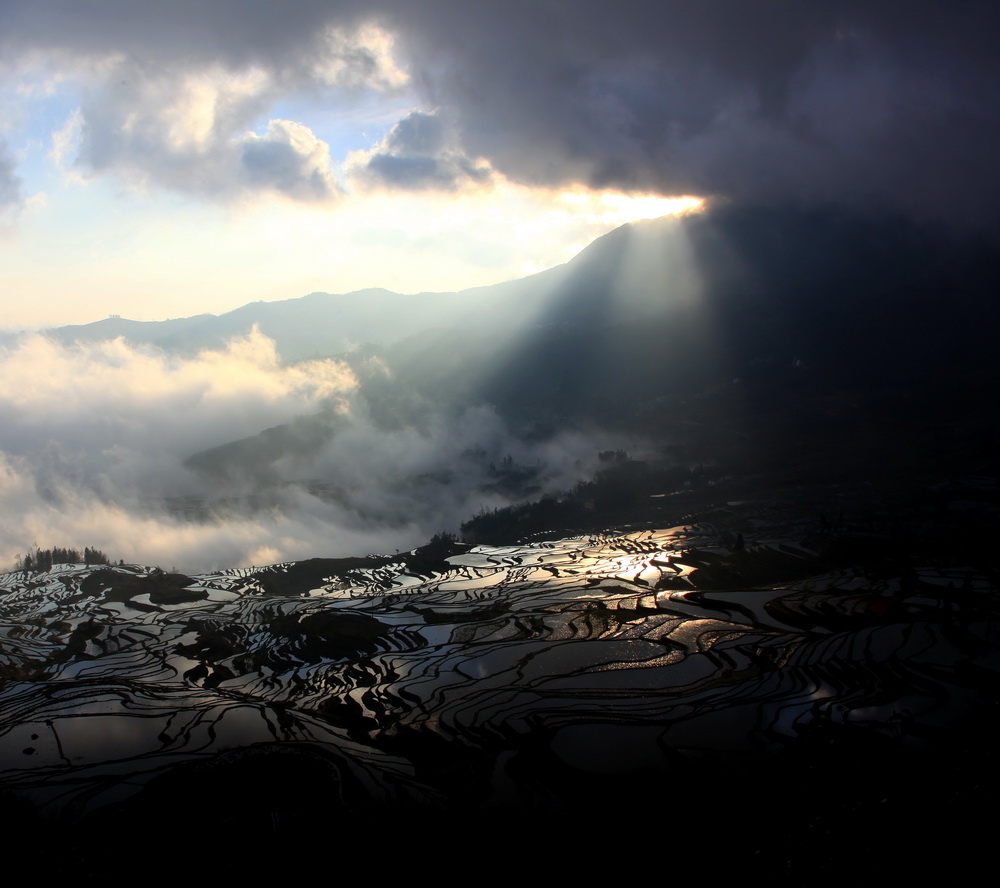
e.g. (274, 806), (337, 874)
(0, 328), (634, 572)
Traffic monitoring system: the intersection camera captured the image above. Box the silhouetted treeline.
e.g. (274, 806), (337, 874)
(598, 449), (629, 463)
(462, 457), (704, 544)
(15, 547), (112, 572)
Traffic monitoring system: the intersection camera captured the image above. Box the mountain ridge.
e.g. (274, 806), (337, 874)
(42, 216), (679, 360)
(36, 202), (1000, 548)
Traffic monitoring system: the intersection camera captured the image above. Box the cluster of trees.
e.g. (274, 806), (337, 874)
(598, 449), (630, 463)
(484, 453), (540, 496)
(14, 546), (112, 573)
(461, 496), (584, 545)
(462, 456), (714, 544)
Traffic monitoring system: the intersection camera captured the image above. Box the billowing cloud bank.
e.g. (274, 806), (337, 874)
(1, 1), (997, 227)
(0, 329), (631, 572)
(0, 140), (24, 218)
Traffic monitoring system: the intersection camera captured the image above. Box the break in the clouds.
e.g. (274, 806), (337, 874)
(0, 140), (24, 217)
(46, 22), (406, 202)
(2, 1), (998, 223)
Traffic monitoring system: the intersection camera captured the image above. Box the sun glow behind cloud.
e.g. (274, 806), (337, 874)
(0, 11), (715, 329)
(560, 191), (703, 225)
(1, 170), (704, 327)
(233, 180), (705, 295)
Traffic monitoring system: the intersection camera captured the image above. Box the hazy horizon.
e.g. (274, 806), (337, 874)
(2, 202), (703, 332)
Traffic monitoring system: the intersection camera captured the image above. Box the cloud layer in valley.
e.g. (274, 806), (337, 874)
(0, 328), (632, 572)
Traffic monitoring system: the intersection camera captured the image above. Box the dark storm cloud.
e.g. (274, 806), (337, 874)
(0, 141), (24, 215)
(382, 0), (1000, 227)
(363, 152), (490, 189)
(239, 120), (341, 201)
(0, 0), (359, 67)
(359, 111), (492, 190)
(2, 1), (998, 225)
(388, 110), (446, 155)
(365, 153), (439, 187)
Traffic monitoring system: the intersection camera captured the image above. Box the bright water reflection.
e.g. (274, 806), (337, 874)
(0, 521), (995, 820)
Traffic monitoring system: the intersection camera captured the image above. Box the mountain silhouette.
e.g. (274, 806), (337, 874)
(50, 202), (1000, 486)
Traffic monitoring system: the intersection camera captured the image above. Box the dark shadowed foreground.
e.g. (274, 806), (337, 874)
(0, 482), (996, 879)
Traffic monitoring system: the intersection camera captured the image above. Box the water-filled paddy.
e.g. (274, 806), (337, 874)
(1, 503), (996, 877)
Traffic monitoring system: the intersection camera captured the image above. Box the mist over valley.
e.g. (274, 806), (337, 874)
(7, 203), (997, 574)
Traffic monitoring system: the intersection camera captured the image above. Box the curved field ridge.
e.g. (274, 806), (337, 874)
(0, 518), (996, 859)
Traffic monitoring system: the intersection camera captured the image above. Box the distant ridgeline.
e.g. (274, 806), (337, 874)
(14, 547), (112, 572)
(45, 203), (1000, 527)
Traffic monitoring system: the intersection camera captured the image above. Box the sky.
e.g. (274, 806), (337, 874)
(1, 1), (997, 329)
